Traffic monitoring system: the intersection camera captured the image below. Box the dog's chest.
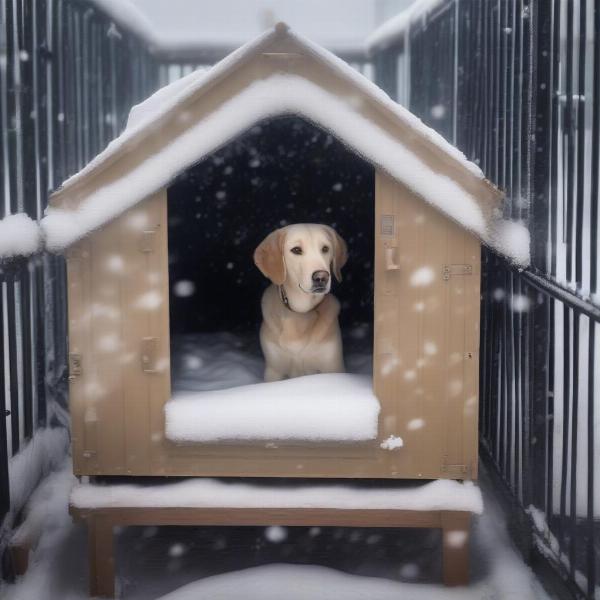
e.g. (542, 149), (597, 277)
(277, 311), (317, 352)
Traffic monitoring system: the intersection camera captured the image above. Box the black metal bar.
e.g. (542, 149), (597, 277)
(568, 310), (578, 575)
(517, 267), (600, 323)
(549, 0), (560, 279)
(586, 321), (595, 598)
(546, 298), (554, 520)
(590, 1), (600, 297)
(19, 265), (33, 440)
(564, 0), (574, 283)
(0, 277), (9, 521)
(573, 0), (586, 288)
(531, 0), (552, 272)
(5, 278), (19, 456)
(558, 304), (570, 548)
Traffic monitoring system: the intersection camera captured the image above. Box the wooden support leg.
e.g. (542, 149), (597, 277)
(88, 516), (115, 598)
(441, 511), (470, 586)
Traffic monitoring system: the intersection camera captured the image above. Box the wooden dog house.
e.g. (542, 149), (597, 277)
(44, 23), (522, 482)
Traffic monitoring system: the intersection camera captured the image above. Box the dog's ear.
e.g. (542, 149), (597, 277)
(326, 226), (348, 282)
(254, 229), (286, 285)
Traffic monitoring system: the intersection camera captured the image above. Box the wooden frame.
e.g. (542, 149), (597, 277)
(70, 503), (471, 598)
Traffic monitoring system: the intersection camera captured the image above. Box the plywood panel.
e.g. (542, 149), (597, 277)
(417, 191), (453, 477)
(88, 218), (126, 474)
(373, 172), (480, 479)
(461, 235), (481, 478)
(147, 191), (172, 474)
(72, 174), (479, 479)
(67, 239), (97, 473)
(118, 194), (166, 474)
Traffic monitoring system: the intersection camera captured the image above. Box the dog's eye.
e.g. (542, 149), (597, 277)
(322, 245), (330, 253)
(290, 247), (303, 255)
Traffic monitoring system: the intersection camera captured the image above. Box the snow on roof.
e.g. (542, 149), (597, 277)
(70, 476), (483, 513)
(43, 24), (530, 266)
(366, 0), (446, 52)
(165, 373), (380, 443)
(125, 68), (209, 131)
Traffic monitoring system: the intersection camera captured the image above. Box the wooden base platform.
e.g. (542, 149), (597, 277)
(69, 503), (472, 598)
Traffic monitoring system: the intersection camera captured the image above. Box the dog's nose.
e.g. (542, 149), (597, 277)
(312, 270), (330, 286)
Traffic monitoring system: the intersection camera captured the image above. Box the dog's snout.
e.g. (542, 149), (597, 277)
(312, 270), (330, 286)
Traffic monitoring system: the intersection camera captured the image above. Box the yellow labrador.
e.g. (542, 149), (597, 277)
(254, 224), (347, 382)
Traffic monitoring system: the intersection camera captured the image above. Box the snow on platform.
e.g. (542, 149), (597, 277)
(70, 476), (483, 514)
(165, 373), (380, 443)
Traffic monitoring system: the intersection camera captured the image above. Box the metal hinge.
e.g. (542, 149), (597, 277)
(138, 229), (156, 253)
(141, 337), (158, 373)
(442, 462), (469, 478)
(442, 264), (472, 281)
(68, 353), (83, 380)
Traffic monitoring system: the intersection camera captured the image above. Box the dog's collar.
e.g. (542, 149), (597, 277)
(278, 284), (326, 312)
(279, 285), (293, 311)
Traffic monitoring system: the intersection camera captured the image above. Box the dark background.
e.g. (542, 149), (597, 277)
(167, 116), (375, 344)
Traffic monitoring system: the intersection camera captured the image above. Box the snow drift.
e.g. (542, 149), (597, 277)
(165, 373), (380, 443)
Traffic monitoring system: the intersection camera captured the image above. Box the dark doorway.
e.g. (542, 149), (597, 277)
(167, 116), (374, 391)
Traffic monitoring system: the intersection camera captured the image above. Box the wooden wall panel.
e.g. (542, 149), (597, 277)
(67, 239), (96, 474)
(373, 172), (480, 479)
(70, 176), (479, 480)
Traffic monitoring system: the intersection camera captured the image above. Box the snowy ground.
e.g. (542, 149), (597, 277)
(1, 457), (553, 600)
(1, 333), (553, 599)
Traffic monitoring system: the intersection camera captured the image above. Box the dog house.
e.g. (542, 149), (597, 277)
(44, 23), (527, 482)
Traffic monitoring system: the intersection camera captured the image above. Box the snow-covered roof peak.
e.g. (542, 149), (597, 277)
(44, 23), (529, 266)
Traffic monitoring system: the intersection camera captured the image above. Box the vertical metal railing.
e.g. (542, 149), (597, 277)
(371, 1), (599, 597)
(0, 0), (159, 543)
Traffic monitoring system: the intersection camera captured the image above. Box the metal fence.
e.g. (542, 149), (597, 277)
(0, 0), (158, 535)
(372, 1), (599, 598)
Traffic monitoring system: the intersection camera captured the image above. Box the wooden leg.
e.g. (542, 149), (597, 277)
(441, 511), (470, 586)
(88, 516), (115, 598)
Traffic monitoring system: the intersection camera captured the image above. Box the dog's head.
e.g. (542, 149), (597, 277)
(254, 224), (347, 295)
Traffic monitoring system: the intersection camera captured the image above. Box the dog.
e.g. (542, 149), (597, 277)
(254, 223), (348, 382)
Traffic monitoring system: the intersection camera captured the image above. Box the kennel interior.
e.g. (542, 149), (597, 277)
(167, 116), (375, 393)
(52, 25), (500, 480)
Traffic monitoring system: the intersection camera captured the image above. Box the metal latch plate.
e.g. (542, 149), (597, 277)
(69, 353), (83, 379)
(139, 229), (156, 253)
(380, 214), (395, 236)
(141, 337), (158, 373)
(443, 463), (468, 477)
(442, 264), (473, 281)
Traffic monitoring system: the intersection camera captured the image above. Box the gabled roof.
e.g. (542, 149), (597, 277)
(44, 23), (529, 266)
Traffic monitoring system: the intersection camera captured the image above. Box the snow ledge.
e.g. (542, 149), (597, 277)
(165, 373), (380, 443)
(70, 477), (483, 513)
